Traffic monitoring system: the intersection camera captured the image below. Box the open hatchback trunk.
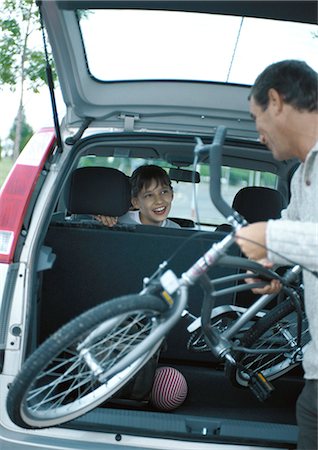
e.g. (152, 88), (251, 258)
(0, 1), (317, 449)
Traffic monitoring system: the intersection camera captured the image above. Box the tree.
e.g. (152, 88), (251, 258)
(9, 107), (33, 153)
(0, 0), (55, 161)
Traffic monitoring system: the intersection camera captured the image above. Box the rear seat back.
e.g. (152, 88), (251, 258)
(67, 166), (131, 217)
(232, 186), (286, 222)
(217, 186), (286, 306)
(40, 224), (240, 364)
(216, 186), (286, 232)
(41, 165), (241, 365)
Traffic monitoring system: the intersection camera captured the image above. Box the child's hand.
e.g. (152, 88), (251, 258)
(95, 215), (118, 227)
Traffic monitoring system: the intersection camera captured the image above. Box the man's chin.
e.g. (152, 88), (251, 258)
(272, 152), (285, 161)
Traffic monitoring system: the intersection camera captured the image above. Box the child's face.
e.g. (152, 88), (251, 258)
(131, 179), (173, 226)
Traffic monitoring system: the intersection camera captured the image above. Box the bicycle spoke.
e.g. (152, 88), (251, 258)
(88, 312), (154, 369)
(28, 355), (95, 410)
(238, 313), (307, 378)
(25, 311), (157, 414)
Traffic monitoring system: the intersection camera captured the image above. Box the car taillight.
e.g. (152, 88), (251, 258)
(0, 128), (56, 264)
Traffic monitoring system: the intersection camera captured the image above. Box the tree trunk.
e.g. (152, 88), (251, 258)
(13, 99), (24, 161)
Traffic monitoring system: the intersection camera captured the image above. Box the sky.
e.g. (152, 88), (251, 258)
(0, 85), (65, 142)
(82, 11), (318, 84)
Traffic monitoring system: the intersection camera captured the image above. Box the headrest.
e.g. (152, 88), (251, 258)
(67, 167), (131, 216)
(232, 186), (285, 223)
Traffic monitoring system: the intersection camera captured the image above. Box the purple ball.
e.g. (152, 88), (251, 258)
(150, 367), (188, 411)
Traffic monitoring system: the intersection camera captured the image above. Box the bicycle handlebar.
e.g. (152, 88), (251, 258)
(208, 126), (236, 221)
(194, 126), (246, 227)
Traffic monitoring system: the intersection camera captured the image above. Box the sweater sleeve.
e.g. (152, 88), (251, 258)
(266, 219), (318, 269)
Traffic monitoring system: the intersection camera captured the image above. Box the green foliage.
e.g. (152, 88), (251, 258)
(9, 108), (33, 152)
(24, 49), (54, 92)
(0, 0), (56, 92)
(227, 167), (249, 185)
(0, 0), (56, 160)
(0, 157), (14, 186)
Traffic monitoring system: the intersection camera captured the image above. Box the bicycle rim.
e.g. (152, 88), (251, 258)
(187, 305), (264, 353)
(7, 294), (166, 428)
(226, 298), (310, 387)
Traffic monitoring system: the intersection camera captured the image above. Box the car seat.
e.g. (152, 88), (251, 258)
(169, 217), (195, 228)
(217, 186), (287, 306)
(216, 186), (286, 232)
(66, 166), (131, 220)
(232, 186), (286, 223)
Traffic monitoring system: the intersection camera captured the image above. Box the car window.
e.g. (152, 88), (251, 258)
(78, 9), (318, 84)
(77, 156), (277, 227)
(171, 164), (277, 226)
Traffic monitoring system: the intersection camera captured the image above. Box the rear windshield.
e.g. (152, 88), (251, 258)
(77, 156), (278, 227)
(78, 9), (318, 84)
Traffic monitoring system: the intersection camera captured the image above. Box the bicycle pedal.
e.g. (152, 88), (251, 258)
(248, 372), (274, 402)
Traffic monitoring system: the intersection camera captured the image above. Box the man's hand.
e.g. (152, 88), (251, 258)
(245, 258), (281, 295)
(236, 223), (281, 295)
(235, 222), (268, 260)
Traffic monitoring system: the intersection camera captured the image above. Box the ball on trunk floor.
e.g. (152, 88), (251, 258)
(150, 366), (188, 411)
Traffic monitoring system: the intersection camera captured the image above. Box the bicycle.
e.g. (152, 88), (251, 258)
(6, 126), (310, 429)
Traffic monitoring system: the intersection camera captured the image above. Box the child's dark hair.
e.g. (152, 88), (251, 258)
(130, 165), (172, 198)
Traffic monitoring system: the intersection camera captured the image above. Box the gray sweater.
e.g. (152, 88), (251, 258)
(267, 141), (318, 380)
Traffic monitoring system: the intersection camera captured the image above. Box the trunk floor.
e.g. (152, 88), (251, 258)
(109, 364), (303, 425)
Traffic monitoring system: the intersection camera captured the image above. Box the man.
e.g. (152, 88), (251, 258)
(236, 60), (318, 450)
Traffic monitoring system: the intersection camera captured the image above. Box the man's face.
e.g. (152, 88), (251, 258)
(249, 92), (291, 161)
(131, 180), (173, 226)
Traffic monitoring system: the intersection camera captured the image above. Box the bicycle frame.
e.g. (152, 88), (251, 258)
(157, 233), (302, 364)
(88, 126), (303, 389)
(151, 125), (302, 366)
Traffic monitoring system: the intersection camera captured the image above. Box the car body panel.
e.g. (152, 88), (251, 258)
(40, 1), (317, 139)
(0, 1), (315, 448)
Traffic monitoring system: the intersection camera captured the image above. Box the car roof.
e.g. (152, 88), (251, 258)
(56, 1), (317, 24)
(41, 1), (317, 139)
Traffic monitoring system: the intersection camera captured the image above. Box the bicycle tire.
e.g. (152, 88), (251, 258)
(225, 297), (310, 387)
(7, 293), (167, 429)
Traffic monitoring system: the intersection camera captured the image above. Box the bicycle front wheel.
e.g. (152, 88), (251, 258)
(7, 294), (167, 429)
(226, 297), (310, 387)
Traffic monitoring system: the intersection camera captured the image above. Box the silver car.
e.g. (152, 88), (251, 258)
(0, 1), (317, 449)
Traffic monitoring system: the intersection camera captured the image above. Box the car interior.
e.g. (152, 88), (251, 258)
(28, 132), (304, 446)
(2, 1), (316, 447)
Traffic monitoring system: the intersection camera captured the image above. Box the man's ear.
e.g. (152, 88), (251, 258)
(268, 88), (284, 114)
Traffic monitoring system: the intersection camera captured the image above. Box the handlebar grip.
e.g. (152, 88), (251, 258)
(209, 126), (235, 220)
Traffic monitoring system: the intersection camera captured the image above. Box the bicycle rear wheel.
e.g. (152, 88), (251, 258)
(187, 305), (264, 353)
(226, 297), (310, 387)
(7, 293), (167, 429)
